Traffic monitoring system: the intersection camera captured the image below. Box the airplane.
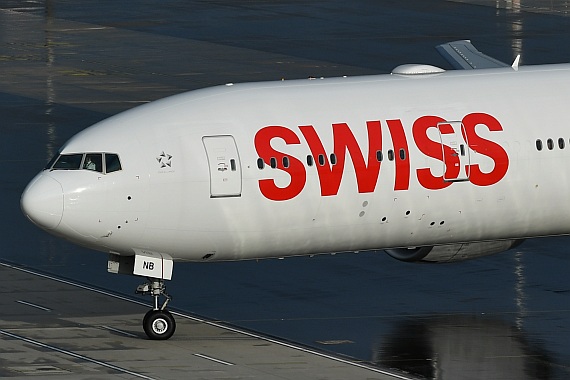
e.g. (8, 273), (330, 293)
(20, 40), (570, 340)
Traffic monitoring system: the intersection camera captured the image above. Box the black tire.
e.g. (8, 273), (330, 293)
(142, 310), (151, 328)
(143, 310), (176, 340)
(142, 307), (165, 327)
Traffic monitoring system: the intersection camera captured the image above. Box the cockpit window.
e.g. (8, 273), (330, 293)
(52, 154), (83, 170)
(105, 153), (122, 173)
(44, 154), (59, 170)
(47, 152), (122, 174)
(83, 153), (103, 172)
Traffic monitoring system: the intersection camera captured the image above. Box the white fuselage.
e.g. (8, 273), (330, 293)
(21, 64), (570, 262)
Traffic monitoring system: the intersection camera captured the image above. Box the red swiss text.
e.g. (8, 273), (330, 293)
(254, 112), (509, 201)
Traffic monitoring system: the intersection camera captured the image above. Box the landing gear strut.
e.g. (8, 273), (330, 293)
(136, 278), (176, 340)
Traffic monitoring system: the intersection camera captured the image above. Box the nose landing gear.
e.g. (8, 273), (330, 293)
(137, 278), (176, 340)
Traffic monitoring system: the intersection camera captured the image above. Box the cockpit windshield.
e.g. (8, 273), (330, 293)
(52, 154), (83, 170)
(83, 153), (102, 172)
(46, 153), (122, 174)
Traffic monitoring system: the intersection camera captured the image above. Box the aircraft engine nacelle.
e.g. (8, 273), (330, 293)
(385, 239), (524, 263)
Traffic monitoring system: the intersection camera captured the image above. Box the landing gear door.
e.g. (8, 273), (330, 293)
(437, 121), (470, 182)
(202, 135), (242, 197)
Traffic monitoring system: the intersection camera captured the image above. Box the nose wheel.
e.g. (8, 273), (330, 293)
(137, 278), (176, 340)
(143, 309), (175, 340)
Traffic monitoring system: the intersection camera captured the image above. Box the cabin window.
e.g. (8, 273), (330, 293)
(270, 157), (277, 168)
(230, 159), (237, 171)
(399, 148), (406, 160)
(559, 138), (565, 149)
(547, 138), (554, 150)
(52, 154), (83, 170)
(282, 156), (289, 168)
(105, 153), (122, 173)
(307, 155), (314, 166)
(318, 154), (325, 166)
(388, 149), (394, 161)
(330, 154), (337, 165)
(376, 150), (383, 162)
(257, 158), (265, 169)
(536, 139), (543, 151)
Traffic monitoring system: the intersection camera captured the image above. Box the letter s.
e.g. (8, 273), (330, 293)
(413, 115), (453, 190)
(462, 113), (509, 186)
(254, 126), (306, 201)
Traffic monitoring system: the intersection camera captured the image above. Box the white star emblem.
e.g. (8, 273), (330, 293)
(156, 151), (172, 168)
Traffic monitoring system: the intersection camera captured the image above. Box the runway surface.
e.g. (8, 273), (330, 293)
(2, 1), (570, 379)
(0, 262), (411, 380)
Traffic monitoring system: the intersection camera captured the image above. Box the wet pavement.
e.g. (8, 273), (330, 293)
(0, 262), (410, 380)
(2, 1), (570, 379)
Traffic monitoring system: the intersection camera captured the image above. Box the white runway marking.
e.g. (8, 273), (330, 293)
(0, 329), (158, 380)
(194, 353), (235, 366)
(100, 325), (139, 338)
(16, 300), (51, 311)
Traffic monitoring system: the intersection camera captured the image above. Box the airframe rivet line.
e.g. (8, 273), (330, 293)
(0, 329), (158, 380)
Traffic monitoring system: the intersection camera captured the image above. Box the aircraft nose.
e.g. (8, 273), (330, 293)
(21, 174), (64, 230)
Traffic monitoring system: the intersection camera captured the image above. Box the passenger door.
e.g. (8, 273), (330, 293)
(437, 121), (470, 182)
(202, 135), (242, 197)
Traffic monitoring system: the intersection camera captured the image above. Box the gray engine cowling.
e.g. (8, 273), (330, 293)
(385, 239), (524, 263)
